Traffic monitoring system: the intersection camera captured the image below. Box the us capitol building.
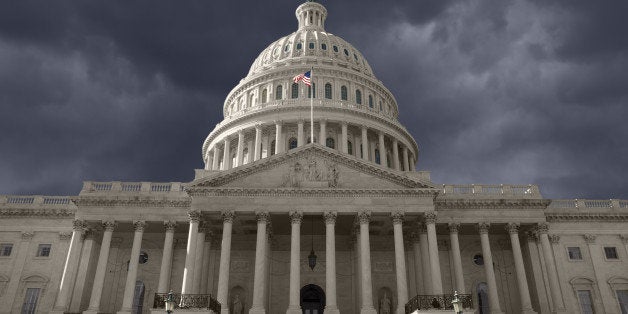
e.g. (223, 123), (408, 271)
(1, 2), (627, 314)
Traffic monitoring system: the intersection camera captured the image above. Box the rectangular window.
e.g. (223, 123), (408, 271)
(604, 247), (619, 260)
(568, 247), (583, 260)
(0, 243), (12, 256)
(617, 290), (628, 314)
(577, 290), (595, 314)
(21, 288), (40, 314)
(36, 244), (51, 257)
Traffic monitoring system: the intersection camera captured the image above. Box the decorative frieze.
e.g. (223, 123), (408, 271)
(73, 197), (190, 207)
(546, 213), (628, 222)
(435, 199), (551, 210)
(189, 187), (433, 198)
(0, 208), (74, 218)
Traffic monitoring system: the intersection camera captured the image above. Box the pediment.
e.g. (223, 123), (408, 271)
(188, 144), (434, 190)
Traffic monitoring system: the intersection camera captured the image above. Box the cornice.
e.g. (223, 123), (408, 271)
(0, 208), (75, 218)
(187, 187), (435, 198)
(545, 213), (628, 222)
(72, 197), (191, 208)
(435, 198), (551, 210)
(192, 145), (433, 190)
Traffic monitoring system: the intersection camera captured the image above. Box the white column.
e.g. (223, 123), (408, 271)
(275, 121), (283, 154)
(84, 221), (116, 314)
(157, 221), (176, 293)
(448, 223), (465, 294)
(52, 220), (85, 313)
(246, 140), (254, 164)
(341, 122), (348, 153)
(361, 126), (369, 160)
(392, 139), (400, 170)
(297, 120), (304, 147)
(506, 223), (536, 314)
(181, 211), (200, 295)
(354, 228), (362, 309)
(254, 125), (262, 161)
(418, 224), (432, 294)
(411, 233), (423, 294)
(118, 221), (146, 313)
(357, 211), (377, 314)
(250, 212), (269, 314)
(402, 146), (409, 172)
(391, 211), (408, 314)
(212, 147), (221, 170)
(287, 211), (303, 314)
(70, 229), (95, 312)
(378, 132), (387, 166)
(193, 223), (206, 294)
(218, 211), (236, 314)
(538, 223), (565, 312)
(324, 211), (340, 314)
(319, 119), (327, 146)
(425, 211), (443, 294)
(236, 130), (245, 167)
(200, 232), (212, 294)
(478, 222), (504, 314)
(222, 138), (231, 170)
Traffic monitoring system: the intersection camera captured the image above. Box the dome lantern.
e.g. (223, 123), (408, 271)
(296, 1), (327, 31)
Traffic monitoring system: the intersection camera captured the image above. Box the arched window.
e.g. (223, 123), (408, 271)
(341, 86), (348, 100)
(270, 140), (276, 156)
(276, 85), (283, 100)
(261, 89), (268, 104)
(368, 95), (374, 108)
(347, 141), (353, 155)
(325, 83), (332, 99)
(288, 137), (298, 150)
(308, 83), (316, 98)
(291, 83), (299, 99)
(375, 149), (381, 164)
(356, 90), (362, 104)
(326, 138), (335, 149)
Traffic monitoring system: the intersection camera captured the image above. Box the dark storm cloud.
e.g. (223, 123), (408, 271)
(0, 0), (627, 199)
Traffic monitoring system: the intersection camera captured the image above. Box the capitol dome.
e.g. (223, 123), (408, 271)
(202, 1), (419, 173)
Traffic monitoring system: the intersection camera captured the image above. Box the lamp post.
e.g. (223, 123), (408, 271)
(452, 291), (462, 314)
(165, 290), (175, 313)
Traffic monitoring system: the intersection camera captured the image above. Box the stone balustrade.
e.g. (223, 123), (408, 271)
(549, 199), (628, 208)
(1, 195), (73, 206)
(80, 181), (185, 194)
(441, 184), (541, 197)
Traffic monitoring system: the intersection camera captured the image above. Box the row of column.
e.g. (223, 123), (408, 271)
(208, 120), (415, 172)
(52, 214), (563, 314)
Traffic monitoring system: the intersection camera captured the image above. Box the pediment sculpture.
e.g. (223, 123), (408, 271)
(281, 157), (340, 188)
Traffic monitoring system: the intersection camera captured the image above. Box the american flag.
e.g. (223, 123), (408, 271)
(292, 71), (311, 86)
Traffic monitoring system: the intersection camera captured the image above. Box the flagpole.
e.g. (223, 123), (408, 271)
(310, 66), (314, 144)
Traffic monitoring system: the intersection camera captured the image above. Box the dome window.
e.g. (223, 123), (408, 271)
(270, 140), (276, 156)
(375, 149), (381, 165)
(297, 42), (303, 50)
(379, 101), (382, 111)
(291, 83), (299, 99)
(354, 53), (359, 61)
(261, 89), (268, 104)
(288, 137), (298, 150)
(321, 43), (327, 50)
(284, 44), (291, 52)
(307, 83), (316, 98)
(341, 86), (348, 101)
(275, 85), (283, 100)
(333, 45), (339, 53)
(309, 42), (315, 49)
(368, 95), (374, 108)
(324, 83), (332, 99)
(326, 138), (335, 149)
(356, 90), (362, 105)
(344, 49), (349, 56)
(347, 141), (353, 155)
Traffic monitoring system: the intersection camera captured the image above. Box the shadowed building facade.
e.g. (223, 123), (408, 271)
(1, 2), (628, 314)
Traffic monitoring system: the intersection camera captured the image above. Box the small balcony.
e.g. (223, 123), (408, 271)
(152, 293), (221, 314)
(405, 294), (473, 314)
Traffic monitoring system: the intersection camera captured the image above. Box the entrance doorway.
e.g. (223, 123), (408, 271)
(300, 284), (325, 314)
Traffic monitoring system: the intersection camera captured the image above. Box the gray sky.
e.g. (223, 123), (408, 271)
(1, 0), (627, 199)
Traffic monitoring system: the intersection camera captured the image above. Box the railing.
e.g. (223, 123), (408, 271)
(153, 293), (220, 312)
(405, 294), (472, 313)
(549, 199), (625, 209)
(81, 181), (183, 194)
(1, 195), (73, 206)
(442, 184), (541, 197)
